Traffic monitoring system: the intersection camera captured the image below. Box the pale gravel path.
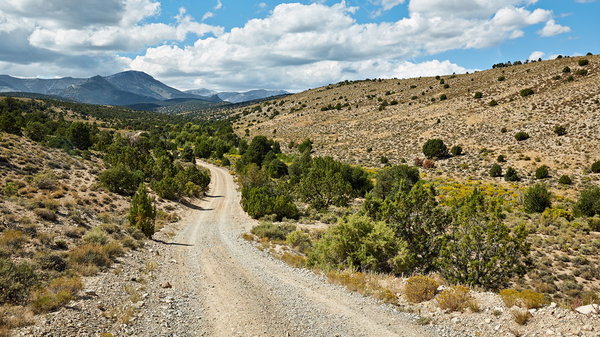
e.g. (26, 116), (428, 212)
(141, 162), (456, 337)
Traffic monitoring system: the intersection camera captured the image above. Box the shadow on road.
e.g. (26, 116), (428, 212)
(205, 194), (223, 198)
(181, 199), (213, 211)
(152, 239), (193, 247)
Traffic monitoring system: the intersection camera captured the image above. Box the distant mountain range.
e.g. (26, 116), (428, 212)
(185, 88), (289, 104)
(0, 71), (288, 109)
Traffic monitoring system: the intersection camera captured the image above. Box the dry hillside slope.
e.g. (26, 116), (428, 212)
(233, 55), (600, 185)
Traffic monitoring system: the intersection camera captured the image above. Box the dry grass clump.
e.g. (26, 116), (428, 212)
(500, 289), (546, 309)
(0, 229), (27, 250)
(436, 285), (478, 312)
(404, 275), (439, 303)
(280, 252), (306, 268)
(31, 277), (83, 313)
(327, 270), (398, 304)
(0, 305), (34, 336)
(68, 244), (112, 275)
(511, 308), (533, 325)
(33, 208), (57, 221)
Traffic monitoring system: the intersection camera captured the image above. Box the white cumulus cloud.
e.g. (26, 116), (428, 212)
(538, 19), (571, 37)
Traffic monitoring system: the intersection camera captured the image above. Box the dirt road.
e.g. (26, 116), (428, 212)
(145, 163), (452, 337)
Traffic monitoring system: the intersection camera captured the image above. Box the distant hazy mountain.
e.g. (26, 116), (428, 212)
(0, 71), (220, 107)
(186, 88), (289, 103)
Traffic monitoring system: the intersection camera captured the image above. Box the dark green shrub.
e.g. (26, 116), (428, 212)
(520, 88), (534, 97)
(578, 59), (589, 66)
(592, 161), (600, 173)
(554, 125), (567, 136)
(504, 167), (520, 182)
(523, 184), (552, 213)
(422, 139), (448, 159)
(497, 76), (506, 81)
(371, 165), (420, 200)
(558, 175), (572, 185)
(99, 164), (143, 195)
(438, 190), (529, 290)
(515, 132), (529, 141)
(497, 155), (506, 163)
(562, 66), (571, 73)
(128, 184), (156, 238)
(36, 254), (68, 272)
(364, 182), (450, 274)
(574, 187), (600, 217)
(490, 164), (502, 177)
(242, 186), (299, 220)
(251, 223), (296, 241)
(450, 145), (463, 156)
(489, 100), (498, 107)
(473, 92), (483, 99)
(67, 122), (93, 150)
(307, 215), (399, 272)
(0, 258), (38, 304)
(439, 94), (447, 101)
(535, 165), (549, 179)
(576, 69), (588, 76)
(297, 139), (313, 153)
(266, 159), (288, 178)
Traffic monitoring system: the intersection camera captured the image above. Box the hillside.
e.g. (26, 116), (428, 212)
(233, 55), (600, 186)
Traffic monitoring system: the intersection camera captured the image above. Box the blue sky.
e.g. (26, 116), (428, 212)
(0, 0), (598, 91)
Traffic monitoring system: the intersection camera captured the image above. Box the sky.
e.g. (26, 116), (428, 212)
(0, 0), (598, 92)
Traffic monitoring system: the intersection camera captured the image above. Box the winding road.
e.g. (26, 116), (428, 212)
(153, 162), (443, 337)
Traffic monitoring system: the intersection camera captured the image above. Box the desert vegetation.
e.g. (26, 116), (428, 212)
(0, 96), (242, 333)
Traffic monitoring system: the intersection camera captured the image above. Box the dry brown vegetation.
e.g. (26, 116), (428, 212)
(0, 132), (181, 332)
(233, 55), (600, 188)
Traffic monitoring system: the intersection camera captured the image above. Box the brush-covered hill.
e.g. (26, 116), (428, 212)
(232, 54), (600, 187)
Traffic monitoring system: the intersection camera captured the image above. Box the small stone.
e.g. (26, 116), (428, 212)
(549, 302), (557, 308)
(582, 324), (593, 331)
(575, 304), (599, 315)
(484, 318), (492, 324)
(161, 282), (172, 289)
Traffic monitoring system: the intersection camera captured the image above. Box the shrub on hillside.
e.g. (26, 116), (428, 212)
(523, 184), (552, 213)
(371, 165), (420, 200)
(504, 167), (520, 182)
(558, 175), (572, 185)
(535, 165), (550, 179)
(31, 277), (83, 313)
(489, 99), (498, 107)
(553, 125), (567, 136)
(0, 258), (38, 304)
(450, 145), (463, 156)
(562, 66), (571, 73)
(439, 94), (447, 101)
(515, 131), (529, 141)
(99, 164), (143, 195)
(591, 161), (600, 173)
(576, 69), (588, 76)
(490, 164), (502, 177)
(307, 215), (400, 273)
(437, 190), (529, 290)
(499, 289), (546, 309)
(436, 286), (476, 312)
(473, 92), (483, 99)
(578, 59), (589, 66)
(404, 275), (439, 303)
(574, 187), (600, 217)
(422, 139), (448, 159)
(251, 223), (296, 241)
(128, 184), (156, 238)
(520, 88), (534, 97)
